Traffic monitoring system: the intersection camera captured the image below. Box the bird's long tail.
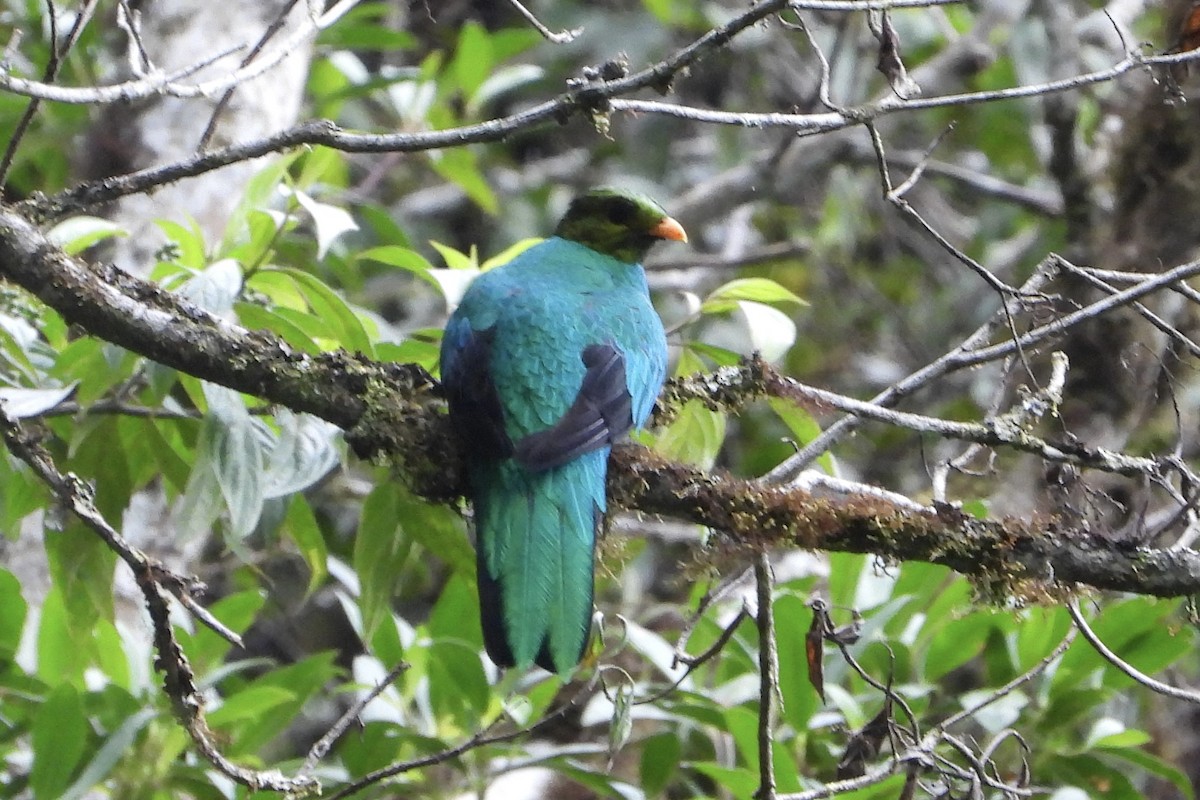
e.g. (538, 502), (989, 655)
(472, 451), (606, 674)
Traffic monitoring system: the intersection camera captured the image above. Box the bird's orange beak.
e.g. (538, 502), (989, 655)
(650, 216), (688, 243)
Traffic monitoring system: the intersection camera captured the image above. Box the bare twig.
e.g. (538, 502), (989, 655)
(0, 0), (361, 106)
(1068, 599), (1200, 704)
(0, 406), (312, 794)
(0, 0), (100, 187)
(937, 627), (1075, 731)
(197, 0), (306, 151)
(324, 682), (595, 800)
(30, 0), (794, 217)
(505, 0), (581, 43)
(300, 661), (410, 775)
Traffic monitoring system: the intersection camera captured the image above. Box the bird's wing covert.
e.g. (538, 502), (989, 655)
(513, 342), (634, 472)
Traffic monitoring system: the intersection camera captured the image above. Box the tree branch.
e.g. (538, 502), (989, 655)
(5, 202), (1200, 600)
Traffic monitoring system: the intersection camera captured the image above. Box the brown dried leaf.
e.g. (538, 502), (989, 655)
(873, 11), (920, 100)
(805, 604), (828, 703)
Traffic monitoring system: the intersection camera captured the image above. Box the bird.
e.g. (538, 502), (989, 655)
(439, 187), (686, 675)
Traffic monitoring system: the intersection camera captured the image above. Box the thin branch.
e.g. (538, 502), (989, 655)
(765, 254), (1200, 482)
(0, 0), (362, 106)
(505, 0), (581, 43)
(776, 761), (899, 800)
(841, 140), (1063, 215)
(0, 406), (314, 793)
(1056, 260), (1200, 359)
(755, 554), (780, 800)
(1068, 599), (1200, 703)
(300, 661), (410, 775)
(325, 683), (594, 800)
(0, 0), (100, 187)
(936, 627), (1075, 731)
(197, 0), (306, 151)
(29, 0), (794, 217)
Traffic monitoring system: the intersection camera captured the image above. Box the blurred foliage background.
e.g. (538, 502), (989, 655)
(2, 0), (1200, 798)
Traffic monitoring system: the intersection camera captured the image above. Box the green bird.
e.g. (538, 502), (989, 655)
(439, 187), (686, 674)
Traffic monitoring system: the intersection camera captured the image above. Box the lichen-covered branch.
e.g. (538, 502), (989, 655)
(4, 201), (1200, 599)
(608, 446), (1200, 598)
(0, 405), (320, 796)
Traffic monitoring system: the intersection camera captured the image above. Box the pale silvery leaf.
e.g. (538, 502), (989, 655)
(468, 64), (545, 114)
(263, 409), (341, 498)
(621, 619), (691, 686)
(196, 382), (265, 539)
(293, 189), (359, 260)
(0, 383), (76, 418)
(211, 408), (265, 540)
(736, 300), (796, 363)
(45, 216), (128, 255)
(177, 259), (243, 316)
(175, 415), (225, 541)
(431, 268), (481, 312)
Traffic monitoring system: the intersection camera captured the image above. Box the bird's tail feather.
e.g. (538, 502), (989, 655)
(473, 453), (605, 674)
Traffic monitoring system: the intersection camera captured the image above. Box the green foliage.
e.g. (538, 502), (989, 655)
(1, 1), (1195, 799)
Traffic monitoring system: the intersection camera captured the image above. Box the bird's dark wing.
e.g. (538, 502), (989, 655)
(514, 342), (633, 472)
(441, 317), (514, 461)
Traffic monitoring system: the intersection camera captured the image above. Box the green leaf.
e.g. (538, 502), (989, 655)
(177, 258), (243, 315)
(690, 763), (759, 800)
(639, 732), (681, 795)
(0, 568), (26, 659)
(234, 302), (321, 354)
(204, 384), (266, 540)
(31, 682), (88, 799)
(469, 64), (545, 114)
(269, 267), (375, 356)
(262, 409), (340, 498)
(1016, 606), (1071, 669)
(452, 22), (494, 97)
(318, 3), (416, 51)
(656, 399), (726, 469)
(481, 237), (541, 270)
(357, 245), (440, 288)
(59, 708), (157, 800)
(397, 489), (474, 576)
(45, 216), (127, 255)
(767, 396), (834, 475)
(428, 640), (488, 722)
(429, 147), (498, 214)
(36, 587), (85, 685)
(286, 495), (328, 595)
(924, 611), (997, 681)
(1099, 745), (1194, 800)
(430, 240), (478, 271)
(354, 483), (409, 640)
(736, 300), (798, 362)
(207, 685), (297, 728)
(45, 520), (116, 635)
(155, 219), (208, 270)
(225, 653), (339, 756)
(184, 590), (266, 673)
(701, 277), (807, 314)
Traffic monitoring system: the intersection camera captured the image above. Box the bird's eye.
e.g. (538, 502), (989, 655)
(607, 203), (634, 225)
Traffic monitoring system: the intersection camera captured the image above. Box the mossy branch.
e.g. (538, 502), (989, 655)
(3, 203), (1200, 600)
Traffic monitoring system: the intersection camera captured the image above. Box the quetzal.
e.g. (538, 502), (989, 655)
(439, 187), (685, 675)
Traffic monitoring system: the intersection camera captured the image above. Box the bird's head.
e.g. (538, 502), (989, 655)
(554, 187), (687, 264)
